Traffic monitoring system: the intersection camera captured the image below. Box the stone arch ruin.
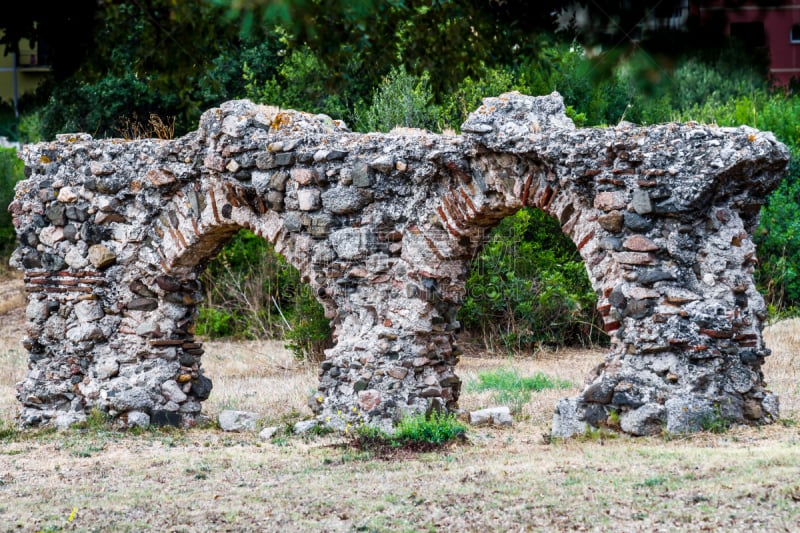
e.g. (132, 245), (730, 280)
(9, 92), (789, 436)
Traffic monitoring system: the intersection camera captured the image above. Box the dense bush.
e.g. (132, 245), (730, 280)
(243, 44), (353, 123)
(0, 148), (24, 257)
(459, 208), (603, 350)
(355, 65), (438, 132)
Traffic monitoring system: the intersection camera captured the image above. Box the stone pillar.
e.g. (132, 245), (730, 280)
(310, 229), (472, 430)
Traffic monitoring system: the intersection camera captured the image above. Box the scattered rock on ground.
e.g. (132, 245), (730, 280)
(218, 410), (258, 432)
(293, 420), (319, 434)
(259, 426), (279, 440)
(469, 406), (513, 427)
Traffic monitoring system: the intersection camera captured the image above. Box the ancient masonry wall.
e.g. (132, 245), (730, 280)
(8, 92), (789, 435)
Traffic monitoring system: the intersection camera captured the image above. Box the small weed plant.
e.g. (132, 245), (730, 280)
(581, 426), (619, 442)
(0, 419), (19, 441)
(74, 408), (111, 431)
(394, 412), (467, 446)
(607, 408), (621, 428)
(699, 406), (732, 434)
(352, 412), (466, 454)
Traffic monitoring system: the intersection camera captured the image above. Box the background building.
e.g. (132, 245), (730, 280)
(697, 0), (800, 85)
(0, 27), (52, 116)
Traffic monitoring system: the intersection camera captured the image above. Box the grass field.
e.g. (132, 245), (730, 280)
(1, 275), (799, 531)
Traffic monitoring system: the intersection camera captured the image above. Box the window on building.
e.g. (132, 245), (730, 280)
(792, 24), (800, 44)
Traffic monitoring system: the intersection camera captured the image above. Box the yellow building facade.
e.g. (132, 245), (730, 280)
(0, 30), (52, 114)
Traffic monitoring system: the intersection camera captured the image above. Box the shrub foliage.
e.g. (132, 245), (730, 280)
(0, 148), (24, 257)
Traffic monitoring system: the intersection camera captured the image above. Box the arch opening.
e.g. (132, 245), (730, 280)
(459, 206), (605, 354)
(196, 228), (331, 359)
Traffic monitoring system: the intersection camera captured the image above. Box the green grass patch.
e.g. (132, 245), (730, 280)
(72, 408), (110, 431)
(468, 368), (572, 414)
(469, 368), (572, 393)
(638, 476), (668, 488)
(0, 419), (19, 441)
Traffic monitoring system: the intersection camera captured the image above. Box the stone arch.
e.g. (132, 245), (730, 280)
(9, 92), (790, 435)
(453, 95), (788, 435)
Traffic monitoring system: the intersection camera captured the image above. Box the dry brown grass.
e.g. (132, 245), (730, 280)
(202, 339), (316, 421)
(763, 318), (800, 420)
(0, 277), (26, 420)
(0, 271), (24, 315)
(1, 287), (800, 530)
(115, 113), (176, 140)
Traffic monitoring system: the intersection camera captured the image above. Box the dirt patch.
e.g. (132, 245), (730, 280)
(344, 432), (470, 461)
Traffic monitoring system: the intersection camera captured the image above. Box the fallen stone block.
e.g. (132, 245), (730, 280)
(218, 410), (259, 432)
(469, 406), (513, 427)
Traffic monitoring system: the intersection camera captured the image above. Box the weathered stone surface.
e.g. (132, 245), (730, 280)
(623, 235), (658, 252)
(109, 386), (154, 412)
(218, 410), (258, 432)
(350, 161), (371, 187)
(623, 211), (652, 231)
(161, 380), (188, 403)
(552, 398), (588, 438)
(128, 298), (158, 311)
(370, 155), (395, 174)
(665, 397), (714, 434)
(64, 247), (89, 269)
(594, 192), (627, 211)
(259, 426), (279, 440)
(10, 91), (788, 438)
(292, 168), (317, 185)
(74, 300), (104, 323)
(94, 356), (119, 380)
(146, 169), (176, 187)
(321, 186), (371, 214)
(127, 411), (151, 427)
(293, 419), (319, 434)
(358, 389), (381, 412)
(619, 403), (665, 436)
(631, 189), (653, 214)
(297, 188), (321, 211)
(330, 228), (371, 260)
(597, 211), (624, 232)
(469, 406), (513, 427)
(87, 245), (116, 269)
(191, 374), (213, 400)
(46, 203), (66, 225)
(57, 186), (78, 203)
(66, 324), (104, 342)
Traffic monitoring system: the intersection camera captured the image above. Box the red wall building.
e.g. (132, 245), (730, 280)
(698, 1), (800, 85)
